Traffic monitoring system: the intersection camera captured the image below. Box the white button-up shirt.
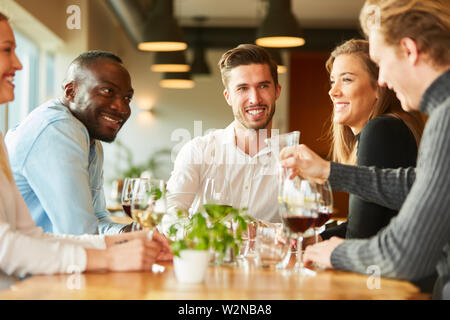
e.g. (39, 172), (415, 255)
(167, 122), (280, 222)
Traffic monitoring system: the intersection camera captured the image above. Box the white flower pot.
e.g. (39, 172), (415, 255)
(173, 250), (209, 283)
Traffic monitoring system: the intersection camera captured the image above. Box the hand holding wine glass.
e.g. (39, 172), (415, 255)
(280, 144), (331, 183)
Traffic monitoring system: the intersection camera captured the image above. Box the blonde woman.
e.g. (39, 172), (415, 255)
(0, 12), (171, 289)
(318, 39), (424, 241)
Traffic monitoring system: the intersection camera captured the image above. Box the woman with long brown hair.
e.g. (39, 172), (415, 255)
(318, 39), (424, 240)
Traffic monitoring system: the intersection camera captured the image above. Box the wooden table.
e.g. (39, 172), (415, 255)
(0, 260), (430, 300)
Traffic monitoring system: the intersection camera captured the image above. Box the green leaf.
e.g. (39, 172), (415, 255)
(170, 240), (188, 257)
(168, 225), (178, 237)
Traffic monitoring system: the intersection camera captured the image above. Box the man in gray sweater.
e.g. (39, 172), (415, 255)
(280, 0), (450, 298)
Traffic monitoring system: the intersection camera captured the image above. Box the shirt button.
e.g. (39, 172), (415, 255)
(245, 185), (249, 190)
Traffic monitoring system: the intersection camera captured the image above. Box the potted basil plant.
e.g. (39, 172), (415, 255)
(169, 204), (252, 283)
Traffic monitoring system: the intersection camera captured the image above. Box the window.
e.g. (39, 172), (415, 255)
(0, 29), (55, 134)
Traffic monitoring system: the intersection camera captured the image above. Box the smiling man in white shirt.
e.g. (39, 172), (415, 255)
(166, 44), (282, 222)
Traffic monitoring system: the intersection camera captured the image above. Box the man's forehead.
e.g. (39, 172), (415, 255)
(76, 60), (131, 85)
(83, 59), (128, 76)
(228, 64), (273, 85)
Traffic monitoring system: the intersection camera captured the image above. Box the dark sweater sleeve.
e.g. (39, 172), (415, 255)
(344, 117), (418, 239)
(321, 222), (347, 240)
(329, 163), (416, 210)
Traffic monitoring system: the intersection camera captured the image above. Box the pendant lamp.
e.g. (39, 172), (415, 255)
(138, 0), (187, 52)
(160, 72), (195, 89)
(151, 51), (190, 72)
(255, 0), (305, 48)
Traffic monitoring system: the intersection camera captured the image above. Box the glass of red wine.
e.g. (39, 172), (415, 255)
(121, 178), (143, 218)
(313, 180), (334, 243)
(280, 177), (318, 275)
(265, 131), (301, 270)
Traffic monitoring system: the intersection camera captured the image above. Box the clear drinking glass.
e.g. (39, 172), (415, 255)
(313, 180), (334, 243)
(239, 220), (258, 259)
(265, 131), (301, 270)
(255, 223), (289, 268)
(130, 179), (167, 230)
(280, 177), (318, 275)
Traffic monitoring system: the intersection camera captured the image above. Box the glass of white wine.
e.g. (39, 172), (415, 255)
(130, 179), (166, 230)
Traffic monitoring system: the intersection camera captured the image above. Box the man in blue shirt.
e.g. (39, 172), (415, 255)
(5, 51), (134, 235)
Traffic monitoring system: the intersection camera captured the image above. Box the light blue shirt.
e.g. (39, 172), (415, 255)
(5, 99), (125, 235)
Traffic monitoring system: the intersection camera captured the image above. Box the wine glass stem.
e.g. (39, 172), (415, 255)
(296, 234), (304, 270)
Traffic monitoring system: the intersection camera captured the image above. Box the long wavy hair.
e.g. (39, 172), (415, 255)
(0, 11), (14, 182)
(326, 39), (425, 164)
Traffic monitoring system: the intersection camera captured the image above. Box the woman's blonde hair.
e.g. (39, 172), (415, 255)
(0, 11), (14, 182)
(326, 39), (425, 164)
(359, 0), (450, 68)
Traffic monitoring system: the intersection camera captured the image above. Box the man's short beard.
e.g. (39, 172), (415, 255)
(236, 104), (276, 130)
(88, 125), (118, 143)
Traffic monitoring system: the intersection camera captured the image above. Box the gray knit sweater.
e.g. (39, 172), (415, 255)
(329, 70), (450, 298)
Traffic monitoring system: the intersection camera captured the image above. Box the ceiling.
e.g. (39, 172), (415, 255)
(133, 0), (367, 28)
(108, 0), (365, 51)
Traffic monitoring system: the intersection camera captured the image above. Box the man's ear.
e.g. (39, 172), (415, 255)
(223, 88), (232, 106)
(275, 83), (282, 100)
(399, 37), (419, 66)
(63, 81), (77, 103)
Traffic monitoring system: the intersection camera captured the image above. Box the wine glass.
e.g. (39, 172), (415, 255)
(121, 177), (141, 218)
(265, 131), (301, 270)
(313, 180), (334, 243)
(202, 177), (232, 206)
(130, 179), (167, 231)
(202, 178), (235, 265)
(280, 177), (318, 275)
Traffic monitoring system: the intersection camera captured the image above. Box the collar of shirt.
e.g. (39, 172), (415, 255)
(222, 122), (273, 159)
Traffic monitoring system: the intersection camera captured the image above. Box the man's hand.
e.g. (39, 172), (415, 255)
(303, 237), (344, 269)
(280, 144), (331, 183)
